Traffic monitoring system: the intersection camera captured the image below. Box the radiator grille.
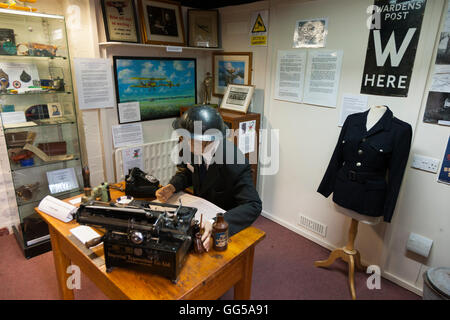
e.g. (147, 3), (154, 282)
(115, 139), (178, 186)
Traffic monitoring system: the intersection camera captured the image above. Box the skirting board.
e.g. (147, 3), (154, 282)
(260, 210), (423, 297)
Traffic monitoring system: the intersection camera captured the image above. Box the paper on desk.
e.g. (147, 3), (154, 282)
(38, 195), (76, 223)
(69, 196), (82, 205)
(70, 225), (101, 247)
(1, 111), (26, 125)
(165, 192), (225, 222)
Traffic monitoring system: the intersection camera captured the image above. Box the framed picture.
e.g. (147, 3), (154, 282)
(213, 52), (252, 97)
(293, 18), (328, 48)
(138, 0), (185, 46)
(113, 56), (197, 122)
(187, 9), (219, 48)
(220, 84), (255, 114)
(100, 0), (140, 43)
(48, 103), (63, 118)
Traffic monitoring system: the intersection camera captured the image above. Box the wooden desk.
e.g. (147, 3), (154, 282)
(35, 187), (265, 300)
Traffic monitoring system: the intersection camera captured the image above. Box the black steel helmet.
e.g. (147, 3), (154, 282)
(172, 105), (228, 141)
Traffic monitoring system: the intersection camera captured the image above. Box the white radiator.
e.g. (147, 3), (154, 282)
(114, 139), (179, 186)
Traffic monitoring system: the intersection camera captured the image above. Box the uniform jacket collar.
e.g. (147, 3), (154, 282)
(361, 106), (393, 138)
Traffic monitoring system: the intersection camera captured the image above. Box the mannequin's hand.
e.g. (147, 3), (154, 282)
(155, 184), (176, 203)
(201, 220), (213, 252)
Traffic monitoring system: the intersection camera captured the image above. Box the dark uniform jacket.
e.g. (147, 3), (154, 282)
(317, 107), (412, 222)
(169, 139), (262, 236)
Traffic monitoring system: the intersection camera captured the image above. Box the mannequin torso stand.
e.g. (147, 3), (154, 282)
(314, 105), (387, 300)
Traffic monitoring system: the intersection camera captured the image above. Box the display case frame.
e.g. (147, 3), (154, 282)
(0, 9), (83, 258)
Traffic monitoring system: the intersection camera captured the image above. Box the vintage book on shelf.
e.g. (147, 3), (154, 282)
(0, 9), (84, 259)
(180, 106), (260, 186)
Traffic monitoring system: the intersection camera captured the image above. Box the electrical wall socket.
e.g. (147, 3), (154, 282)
(411, 154), (440, 173)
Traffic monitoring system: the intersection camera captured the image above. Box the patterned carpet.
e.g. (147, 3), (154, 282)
(0, 216), (420, 300)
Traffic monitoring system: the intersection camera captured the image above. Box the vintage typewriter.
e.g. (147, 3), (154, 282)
(74, 199), (198, 282)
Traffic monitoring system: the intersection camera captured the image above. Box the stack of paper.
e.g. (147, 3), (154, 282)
(163, 192), (225, 222)
(38, 195), (77, 223)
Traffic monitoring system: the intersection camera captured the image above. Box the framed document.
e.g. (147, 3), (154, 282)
(46, 168), (79, 194)
(138, 0), (185, 46)
(212, 52), (252, 97)
(220, 84), (254, 114)
(100, 0), (140, 43)
(187, 9), (219, 48)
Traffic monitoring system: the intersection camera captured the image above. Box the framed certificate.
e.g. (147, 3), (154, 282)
(101, 0), (140, 43)
(187, 9), (219, 48)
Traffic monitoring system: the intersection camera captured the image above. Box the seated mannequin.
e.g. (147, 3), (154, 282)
(335, 105), (387, 225)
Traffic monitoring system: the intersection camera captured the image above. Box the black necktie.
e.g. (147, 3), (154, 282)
(198, 158), (207, 185)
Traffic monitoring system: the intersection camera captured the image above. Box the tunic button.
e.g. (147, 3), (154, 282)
(342, 140), (346, 144)
(356, 162), (362, 167)
(379, 149), (383, 153)
(362, 138), (367, 142)
(358, 149), (363, 155)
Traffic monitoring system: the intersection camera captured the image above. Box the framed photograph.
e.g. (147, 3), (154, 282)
(138, 0), (185, 46)
(113, 56), (197, 122)
(48, 103), (63, 118)
(187, 9), (219, 48)
(100, 0), (140, 43)
(213, 52), (252, 97)
(220, 84), (255, 114)
(293, 18), (328, 48)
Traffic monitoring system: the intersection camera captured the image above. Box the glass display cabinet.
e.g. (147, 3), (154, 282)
(0, 9), (83, 258)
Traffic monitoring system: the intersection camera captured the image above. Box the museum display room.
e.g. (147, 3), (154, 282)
(0, 0), (449, 307)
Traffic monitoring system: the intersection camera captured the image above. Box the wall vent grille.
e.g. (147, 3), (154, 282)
(298, 214), (327, 237)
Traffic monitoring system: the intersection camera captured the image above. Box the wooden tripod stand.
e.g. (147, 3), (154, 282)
(314, 218), (367, 300)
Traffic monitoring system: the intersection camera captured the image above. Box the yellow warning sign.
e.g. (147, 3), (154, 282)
(251, 35), (267, 46)
(252, 14), (266, 33)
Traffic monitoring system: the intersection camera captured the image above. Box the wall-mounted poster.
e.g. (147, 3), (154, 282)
(438, 136), (450, 185)
(423, 91), (450, 125)
(100, 0), (139, 43)
(274, 50), (307, 103)
(303, 50), (343, 108)
(113, 56), (197, 122)
(360, 0), (427, 97)
(424, 1), (450, 126)
(292, 18), (328, 48)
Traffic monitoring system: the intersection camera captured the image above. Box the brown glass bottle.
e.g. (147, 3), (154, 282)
(212, 213), (229, 251)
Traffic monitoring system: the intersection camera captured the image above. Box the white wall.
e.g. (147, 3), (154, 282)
(219, 0), (448, 295)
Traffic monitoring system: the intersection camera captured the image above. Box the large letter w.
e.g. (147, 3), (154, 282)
(373, 28), (416, 67)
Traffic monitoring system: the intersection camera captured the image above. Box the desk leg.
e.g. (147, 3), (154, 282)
(49, 226), (74, 300)
(234, 246), (255, 300)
